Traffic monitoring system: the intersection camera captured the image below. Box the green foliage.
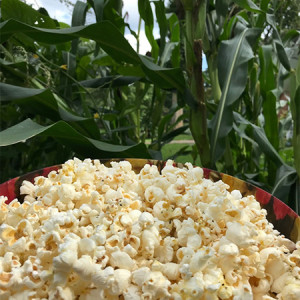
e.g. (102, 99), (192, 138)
(210, 24), (261, 163)
(0, 0), (299, 213)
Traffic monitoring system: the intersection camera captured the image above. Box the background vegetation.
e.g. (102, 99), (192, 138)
(0, 0), (299, 212)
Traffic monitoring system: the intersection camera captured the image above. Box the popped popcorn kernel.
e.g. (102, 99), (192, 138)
(0, 158), (299, 299)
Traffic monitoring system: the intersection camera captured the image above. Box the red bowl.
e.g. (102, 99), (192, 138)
(1, 158), (299, 242)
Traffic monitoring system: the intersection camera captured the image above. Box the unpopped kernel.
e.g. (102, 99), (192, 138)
(0, 158), (300, 299)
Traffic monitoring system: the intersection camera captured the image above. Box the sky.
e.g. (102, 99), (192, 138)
(25, 0), (207, 68)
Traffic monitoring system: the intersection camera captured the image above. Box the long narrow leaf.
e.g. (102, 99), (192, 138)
(160, 42), (178, 67)
(210, 24), (261, 163)
(0, 119), (151, 159)
(275, 42), (291, 71)
(80, 76), (142, 88)
(233, 112), (285, 166)
(0, 83), (101, 140)
(1, 0), (57, 28)
(234, 0), (262, 13)
(272, 165), (297, 204)
(93, 0), (105, 22)
(154, 0), (168, 56)
(233, 112), (297, 203)
(71, 1), (89, 54)
(138, 0), (159, 59)
(0, 19), (140, 64)
(72, 1), (88, 26)
(139, 55), (185, 91)
(169, 14), (180, 68)
(264, 90), (279, 149)
(266, 14), (291, 71)
(0, 19), (185, 91)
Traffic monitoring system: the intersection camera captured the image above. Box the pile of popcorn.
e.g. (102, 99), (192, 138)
(0, 158), (300, 299)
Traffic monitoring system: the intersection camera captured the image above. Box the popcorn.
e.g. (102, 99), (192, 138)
(110, 269), (131, 295)
(110, 251), (135, 270)
(0, 158), (300, 298)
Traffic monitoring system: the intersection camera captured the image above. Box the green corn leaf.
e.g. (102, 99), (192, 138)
(233, 122), (258, 148)
(275, 41), (291, 71)
(62, 51), (77, 76)
(157, 113), (174, 143)
(72, 1), (88, 27)
(233, 112), (298, 203)
(71, 1), (89, 53)
(210, 24), (261, 163)
(154, 0), (168, 56)
(93, 54), (118, 66)
(161, 125), (189, 145)
(1, 0), (57, 28)
(259, 0), (269, 12)
(138, 0), (153, 27)
(116, 65), (145, 77)
(167, 145), (191, 161)
(80, 76), (142, 88)
(93, 0), (105, 22)
(0, 82), (101, 140)
(282, 29), (300, 45)
(263, 90), (279, 150)
(272, 164), (297, 203)
(248, 63), (258, 101)
(220, 15), (238, 41)
(139, 55), (185, 91)
(216, 0), (230, 19)
(233, 112), (284, 166)
(259, 45), (276, 93)
(234, 0), (262, 13)
(110, 126), (136, 133)
(160, 42), (178, 67)
(168, 13), (180, 42)
(258, 46), (279, 155)
(0, 84), (60, 120)
(101, 0), (125, 33)
(167, 13), (180, 68)
(0, 119), (151, 159)
(138, 0), (159, 60)
(0, 19), (141, 64)
(76, 55), (91, 81)
(266, 14), (291, 71)
(0, 19), (185, 91)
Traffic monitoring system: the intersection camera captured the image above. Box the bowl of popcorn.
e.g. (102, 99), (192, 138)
(0, 158), (300, 299)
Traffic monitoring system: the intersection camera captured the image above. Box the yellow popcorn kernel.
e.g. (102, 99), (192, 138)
(0, 271), (12, 287)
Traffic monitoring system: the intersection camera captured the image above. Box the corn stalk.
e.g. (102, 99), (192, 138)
(181, 0), (210, 167)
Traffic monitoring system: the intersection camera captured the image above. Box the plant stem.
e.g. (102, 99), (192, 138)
(182, 0), (211, 167)
(136, 16), (142, 54)
(185, 9), (194, 77)
(190, 40), (211, 166)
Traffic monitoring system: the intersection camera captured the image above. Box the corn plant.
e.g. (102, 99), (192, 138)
(0, 0), (186, 180)
(0, 0), (299, 212)
(177, 0), (300, 210)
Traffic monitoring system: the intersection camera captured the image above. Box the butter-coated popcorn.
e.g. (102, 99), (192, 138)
(1, 158), (300, 298)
